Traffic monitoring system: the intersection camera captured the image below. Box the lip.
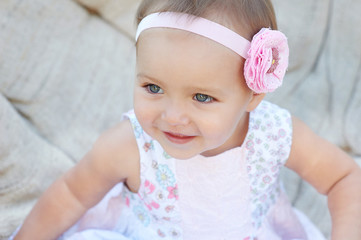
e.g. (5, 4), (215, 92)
(164, 131), (196, 144)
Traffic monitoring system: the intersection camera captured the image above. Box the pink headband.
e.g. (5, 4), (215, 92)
(136, 12), (250, 58)
(136, 12), (289, 94)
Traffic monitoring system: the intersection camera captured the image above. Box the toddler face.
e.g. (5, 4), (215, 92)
(134, 29), (254, 159)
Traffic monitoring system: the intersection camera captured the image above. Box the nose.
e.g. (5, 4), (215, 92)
(161, 101), (190, 126)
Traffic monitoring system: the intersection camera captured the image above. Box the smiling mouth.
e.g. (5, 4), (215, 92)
(164, 132), (195, 144)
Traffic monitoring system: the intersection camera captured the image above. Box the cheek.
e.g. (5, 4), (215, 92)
(199, 109), (245, 141)
(133, 92), (155, 128)
(200, 117), (234, 139)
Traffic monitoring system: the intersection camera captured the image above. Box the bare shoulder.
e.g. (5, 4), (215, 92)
(286, 115), (358, 194)
(87, 119), (140, 190)
(94, 119), (139, 162)
(61, 119), (140, 209)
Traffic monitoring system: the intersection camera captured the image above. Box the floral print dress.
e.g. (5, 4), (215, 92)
(60, 101), (326, 240)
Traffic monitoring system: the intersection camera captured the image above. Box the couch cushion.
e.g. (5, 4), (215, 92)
(0, 0), (136, 161)
(0, 0), (135, 237)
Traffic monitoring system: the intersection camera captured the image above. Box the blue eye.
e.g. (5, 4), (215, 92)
(147, 84), (163, 94)
(194, 93), (213, 103)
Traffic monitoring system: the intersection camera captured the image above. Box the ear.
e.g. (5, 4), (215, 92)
(246, 93), (266, 112)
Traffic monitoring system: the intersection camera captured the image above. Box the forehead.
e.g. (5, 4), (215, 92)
(136, 28), (244, 85)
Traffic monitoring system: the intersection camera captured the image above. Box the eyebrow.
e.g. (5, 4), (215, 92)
(137, 73), (164, 85)
(189, 86), (226, 97)
(137, 73), (226, 97)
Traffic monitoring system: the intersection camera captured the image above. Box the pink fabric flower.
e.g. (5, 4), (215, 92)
(244, 28), (289, 93)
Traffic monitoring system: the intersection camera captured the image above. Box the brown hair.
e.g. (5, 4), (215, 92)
(136, 0), (277, 41)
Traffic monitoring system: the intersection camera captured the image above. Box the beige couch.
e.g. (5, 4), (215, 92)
(1, 0), (360, 239)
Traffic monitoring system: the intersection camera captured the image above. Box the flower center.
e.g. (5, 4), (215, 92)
(267, 48), (280, 74)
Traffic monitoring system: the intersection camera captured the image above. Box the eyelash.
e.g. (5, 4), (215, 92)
(193, 93), (214, 103)
(143, 84), (215, 103)
(144, 84), (163, 94)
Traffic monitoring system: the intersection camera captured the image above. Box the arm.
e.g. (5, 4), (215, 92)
(286, 116), (361, 240)
(14, 120), (139, 240)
